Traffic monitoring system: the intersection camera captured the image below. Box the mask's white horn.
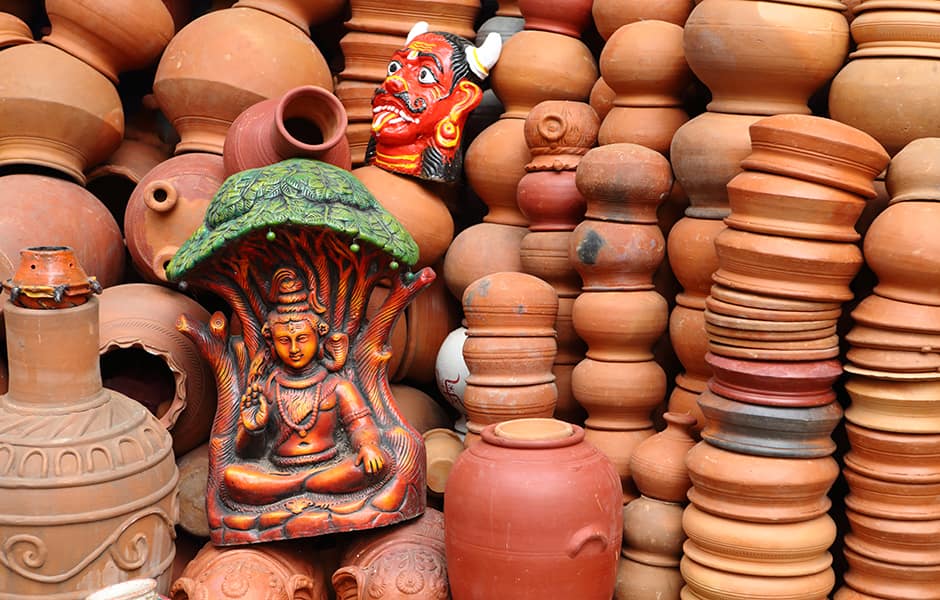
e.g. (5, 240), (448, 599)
(468, 32), (503, 80)
(406, 21), (429, 44)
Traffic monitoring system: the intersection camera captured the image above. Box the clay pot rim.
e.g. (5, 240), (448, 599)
(708, 340), (840, 361)
(846, 346), (940, 374)
(682, 539), (834, 578)
(845, 362), (940, 381)
(0, 12), (33, 49)
(850, 293), (940, 333)
(275, 85), (349, 153)
(484, 418), (582, 448)
(705, 352), (842, 407)
(846, 323), (940, 351)
(710, 284), (842, 312)
(854, 0), (940, 14)
(705, 295), (843, 322)
(704, 308), (839, 332)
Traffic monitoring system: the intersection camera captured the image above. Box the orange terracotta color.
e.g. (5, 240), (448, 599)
(667, 378), (706, 435)
(234, 0), (347, 34)
(680, 554), (835, 600)
(465, 117), (530, 226)
(339, 31), (406, 83)
(463, 336), (557, 386)
(392, 272), (461, 384)
(3, 246), (101, 310)
(841, 546), (940, 600)
(844, 422), (940, 484)
(576, 143), (674, 224)
(519, 0), (593, 37)
(846, 509), (940, 567)
(0, 12), (32, 48)
(571, 222), (666, 291)
(521, 232), (584, 298)
(442, 223), (527, 300)
(600, 20), (690, 108)
(0, 43), (123, 184)
(629, 412), (697, 502)
(886, 137), (940, 203)
(844, 375), (940, 433)
(462, 382), (558, 439)
(424, 428), (464, 495)
(668, 216), (725, 300)
(865, 201), (940, 305)
(621, 496), (686, 567)
(524, 100), (599, 172)
(590, 77), (615, 121)
(592, 0), (693, 39)
(176, 442), (210, 538)
(574, 291), (669, 362)
(615, 556), (685, 600)
(572, 359), (666, 433)
(390, 384), (452, 434)
(517, 171), (587, 231)
(462, 271), (559, 337)
(345, 0), (480, 39)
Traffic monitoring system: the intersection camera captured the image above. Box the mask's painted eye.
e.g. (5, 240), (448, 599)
(418, 66), (438, 84)
(387, 60), (402, 76)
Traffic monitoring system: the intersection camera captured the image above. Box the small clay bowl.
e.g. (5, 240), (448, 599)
(844, 362), (940, 382)
(706, 352), (842, 407)
(842, 547), (940, 600)
(705, 333), (841, 351)
(847, 323), (940, 352)
(886, 137), (940, 203)
(845, 509), (940, 566)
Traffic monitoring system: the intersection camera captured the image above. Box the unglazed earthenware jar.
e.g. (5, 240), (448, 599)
(885, 137), (940, 203)
(445, 419), (622, 600)
(629, 412), (697, 502)
(592, 0), (694, 39)
(864, 201), (940, 306)
(234, 0), (347, 34)
(621, 496), (687, 567)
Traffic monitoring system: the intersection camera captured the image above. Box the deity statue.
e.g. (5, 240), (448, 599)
(167, 158), (434, 545)
(365, 21), (501, 183)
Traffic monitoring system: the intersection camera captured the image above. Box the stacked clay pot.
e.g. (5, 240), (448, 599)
(680, 114), (890, 600)
(830, 1), (940, 156)
(570, 143), (673, 503)
(445, 418), (623, 599)
(442, 0), (599, 303)
(667, 0), (851, 427)
(337, 0), (480, 164)
(461, 271), (559, 446)
(616, 412), (697, 600)
(518, 100), (598, 424)
(834, 137), (940, 599)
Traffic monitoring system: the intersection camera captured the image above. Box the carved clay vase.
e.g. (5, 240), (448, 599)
(0, 174), (125, 288)
(629, 412), (697, 503)
(332, 508), (449, 600)
(0, 43), (123, 184)
(518, 0), (593, 37)
(222, 85), (352, 176)
(153, 6), (332, 154)
(684, 0), (849, 115)
(233, 0), (347, 34)
(170, 541), (328, 600)
(886, 137), (940, 203)
(98, 283), (216, 456)
(42, 0), (175, 83)
(592, 0), (694, 39)
(0, 254), (179, 597)
(445, 418), (622, 600)
(124, 153), (226, 284)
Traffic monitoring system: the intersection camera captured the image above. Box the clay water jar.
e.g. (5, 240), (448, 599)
(841, 546), (940, 600)
(462, 382), (558, 438)
(519, 0), (593, 37)
(570, 222), (666, 291)
(573, 291), (668, 362)
(43, 0), (174, 83)
(592, 0), (693, 39)
(629, 412), (697, 503)
(844, 422), (940, 484)
(843, 465), (940, 521)
(520, 233), (584, 298)
(445, 419), (623, 600)
(886, 137), (940, 203)
(443, 223), (527, 301)
(576, 143), (674, 225)
(865, 202), (940, 305)
(705, 352), (842, 407)
(572, 358), (665, 433)
(845, 509), (940, 566)
(464, 118), (530, 226)
(668, 217), (726, 301)
(462, 271), (558, 337)
(233, 0), (347, 34)
(621, 496), (686, 566)
(670, 305), (711, 380)
(680, 554), (835, 600)
(844, 375), (940, 433)
(686, 442), (840, 523)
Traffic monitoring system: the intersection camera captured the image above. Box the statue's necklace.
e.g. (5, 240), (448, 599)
(272, 370), (327, 438)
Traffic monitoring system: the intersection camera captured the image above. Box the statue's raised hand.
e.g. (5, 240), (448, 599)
(240, 382), (268, 432)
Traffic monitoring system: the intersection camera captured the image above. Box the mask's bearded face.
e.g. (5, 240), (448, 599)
(371, 34), (459, 147)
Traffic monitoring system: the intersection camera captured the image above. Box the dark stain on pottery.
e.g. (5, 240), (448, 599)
(577, 229), (605, 264)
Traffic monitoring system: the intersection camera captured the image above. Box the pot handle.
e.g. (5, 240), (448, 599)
(566, 525), (611, 558)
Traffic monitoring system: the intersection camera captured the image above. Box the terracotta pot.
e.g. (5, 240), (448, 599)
(629, 412), (697, 502)
(848, 1), (940, 59)
(698, 390), (842, 458)
(670, 112), (762, 219)
(725, 172), (867, 242)
(597, 109), (689, 158)
(125, 153), (226, 284)
(684, 0), (849, 115)
(571, 222), (666, 291)
(705, 295), (843, 323)
(846, 509), (940, 566)
(519, 0), (593, 37)
(43, 0), (174, 83)
(3, 246), (101, 310)
(668, 217), (725, 300)
(87, 139), (171, 223)
(153, 6), (332, 154)
(844, 422), (940, 484)
(490, 30), (598, 119)
(705, 352), (842, 407)
(708, 283), (842, 313)
(830, 57), (940, 156)
(518, 171), (587, 231)
(171, 541), (328, 600)
(621, 496), (686, 566)
(670, 305), (711, 380)
(713, 228), (864, 303)
(464, 336), (557, 387)
(574, 291), (669, 362)
(865, 201), (940, 305)
(520, 232), (584, 298)
(573, 359), (666, 432)
(590, 77), (616, 121)
(742, 114), (890, 199)
(600, 20), (689, 104)
(844, 375), (940, 433)
(593, 0), (694, 39)
(445, 418), (623, 599)
(615, 556), (685, 600)
(233, 0), (347, 34)
(686, 442), (839, 523)
(524, 100), (599, 172)
(704, 309), (838, 334)
(683, 504), (837, 575)
(886, 137), (940, 203)
(0, 295), (178, 596)
(667, 377), (706, 434)
(0, 174), (125, 289)
(680, 555), (835, 600)
(176, 442), (210, 539)
(442, 223), (527, 301)
(576, 143), (674, 225)
(338, 31), (406, 83)
(395, 271), (461, 384)
(222, 85), (351, 176)
(0, 12), (32, 48)
(353, 166), (454, 269)
(844, 465), (940, 521)
(424, 428), (464, 495)
(345, 0), (480, 39)
(390, 384), (452, 434)
(847, 322), (940, 352)
(462, 271), (559, 337)
(463, 380), (558, 438)
(465, 116), (530, 226)
(434, 326), (470, 417)
(98, 283), (216, 455)
(841, 546), (940, 600)
(0, 43), (123, 184)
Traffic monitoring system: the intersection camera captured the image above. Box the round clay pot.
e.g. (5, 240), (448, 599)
(0, 174), (125, 288)
(844, 375), (940, 433)
(524, 99), (599, 172)
(573, 358), (666, 432)
(670, 305), (711, 380)
(593, 0), (693, 39)
(43, 0), (174, 83)
(844, 465), (940, 521)
(707, 340), (840, 362)
(844, 422), (940, 484)
(435, 326), (470, 417)
(600, 19), (690, 108)
(465, 117), (530, 226)
(680, 554), (835, 600)
(865, 201), (940, 305)
(668, 217), (725, 300)
(445, 418), (623, 600)
(667, 379), (706, 434)
(462, 271), (559, 337)
(573, 291), (669, 362)
(98, 283), (216, 455)
(703, 309), (838, 334)
(705, 352), (842, 407)
(621, 496), (686, 566)
(153, 6), (332, 154)
(0, 43), (123, 184)
(829, 57), (940, 156)
(725, 172), (867, 242)
(519, 0), (593, 37)
(684, 0), (849, 115)
(517, 171), (587, 231)
(670, 112), (762, 218)
(87, 139), (171, 223)
(615, 556), (685, 600)
(576, 143), (674, 225)
(345, 0), (480, 39)
(521, 232), (584, 298)
(463, 382), (558, 437)
(846, 509), (940, 566)
(353, 165), (454, 268)
(571, 222), (666, 291)
(0, 12), (33, 48)
(629, 412), (697, 502)
(390, 384), (452, 434)
(741, 114), (890, 199)
(338, 31), (406, 83)
(705, 324), (838, 346)
(841, 546), (940, 600)
(221, 85), (351, 176)
(124, 153), (226, 284)
(233, 0), (347, 34)
(686, 442), (839, 523)
(443, 223), (527, 300)
(424, 427), (464, 495)
(490, 30), (598, 119)
(4, 246), (100, 310)
(590, 77), (616, 121)
(683, 504), (836, 575)
(712, 228), (864, 303)
(599, 107), (689, 157)
(463, 335), (557, 386)
(886, 137), (940, 203)
(849, 1), (940, 57)
(697, 389), (842, 458)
